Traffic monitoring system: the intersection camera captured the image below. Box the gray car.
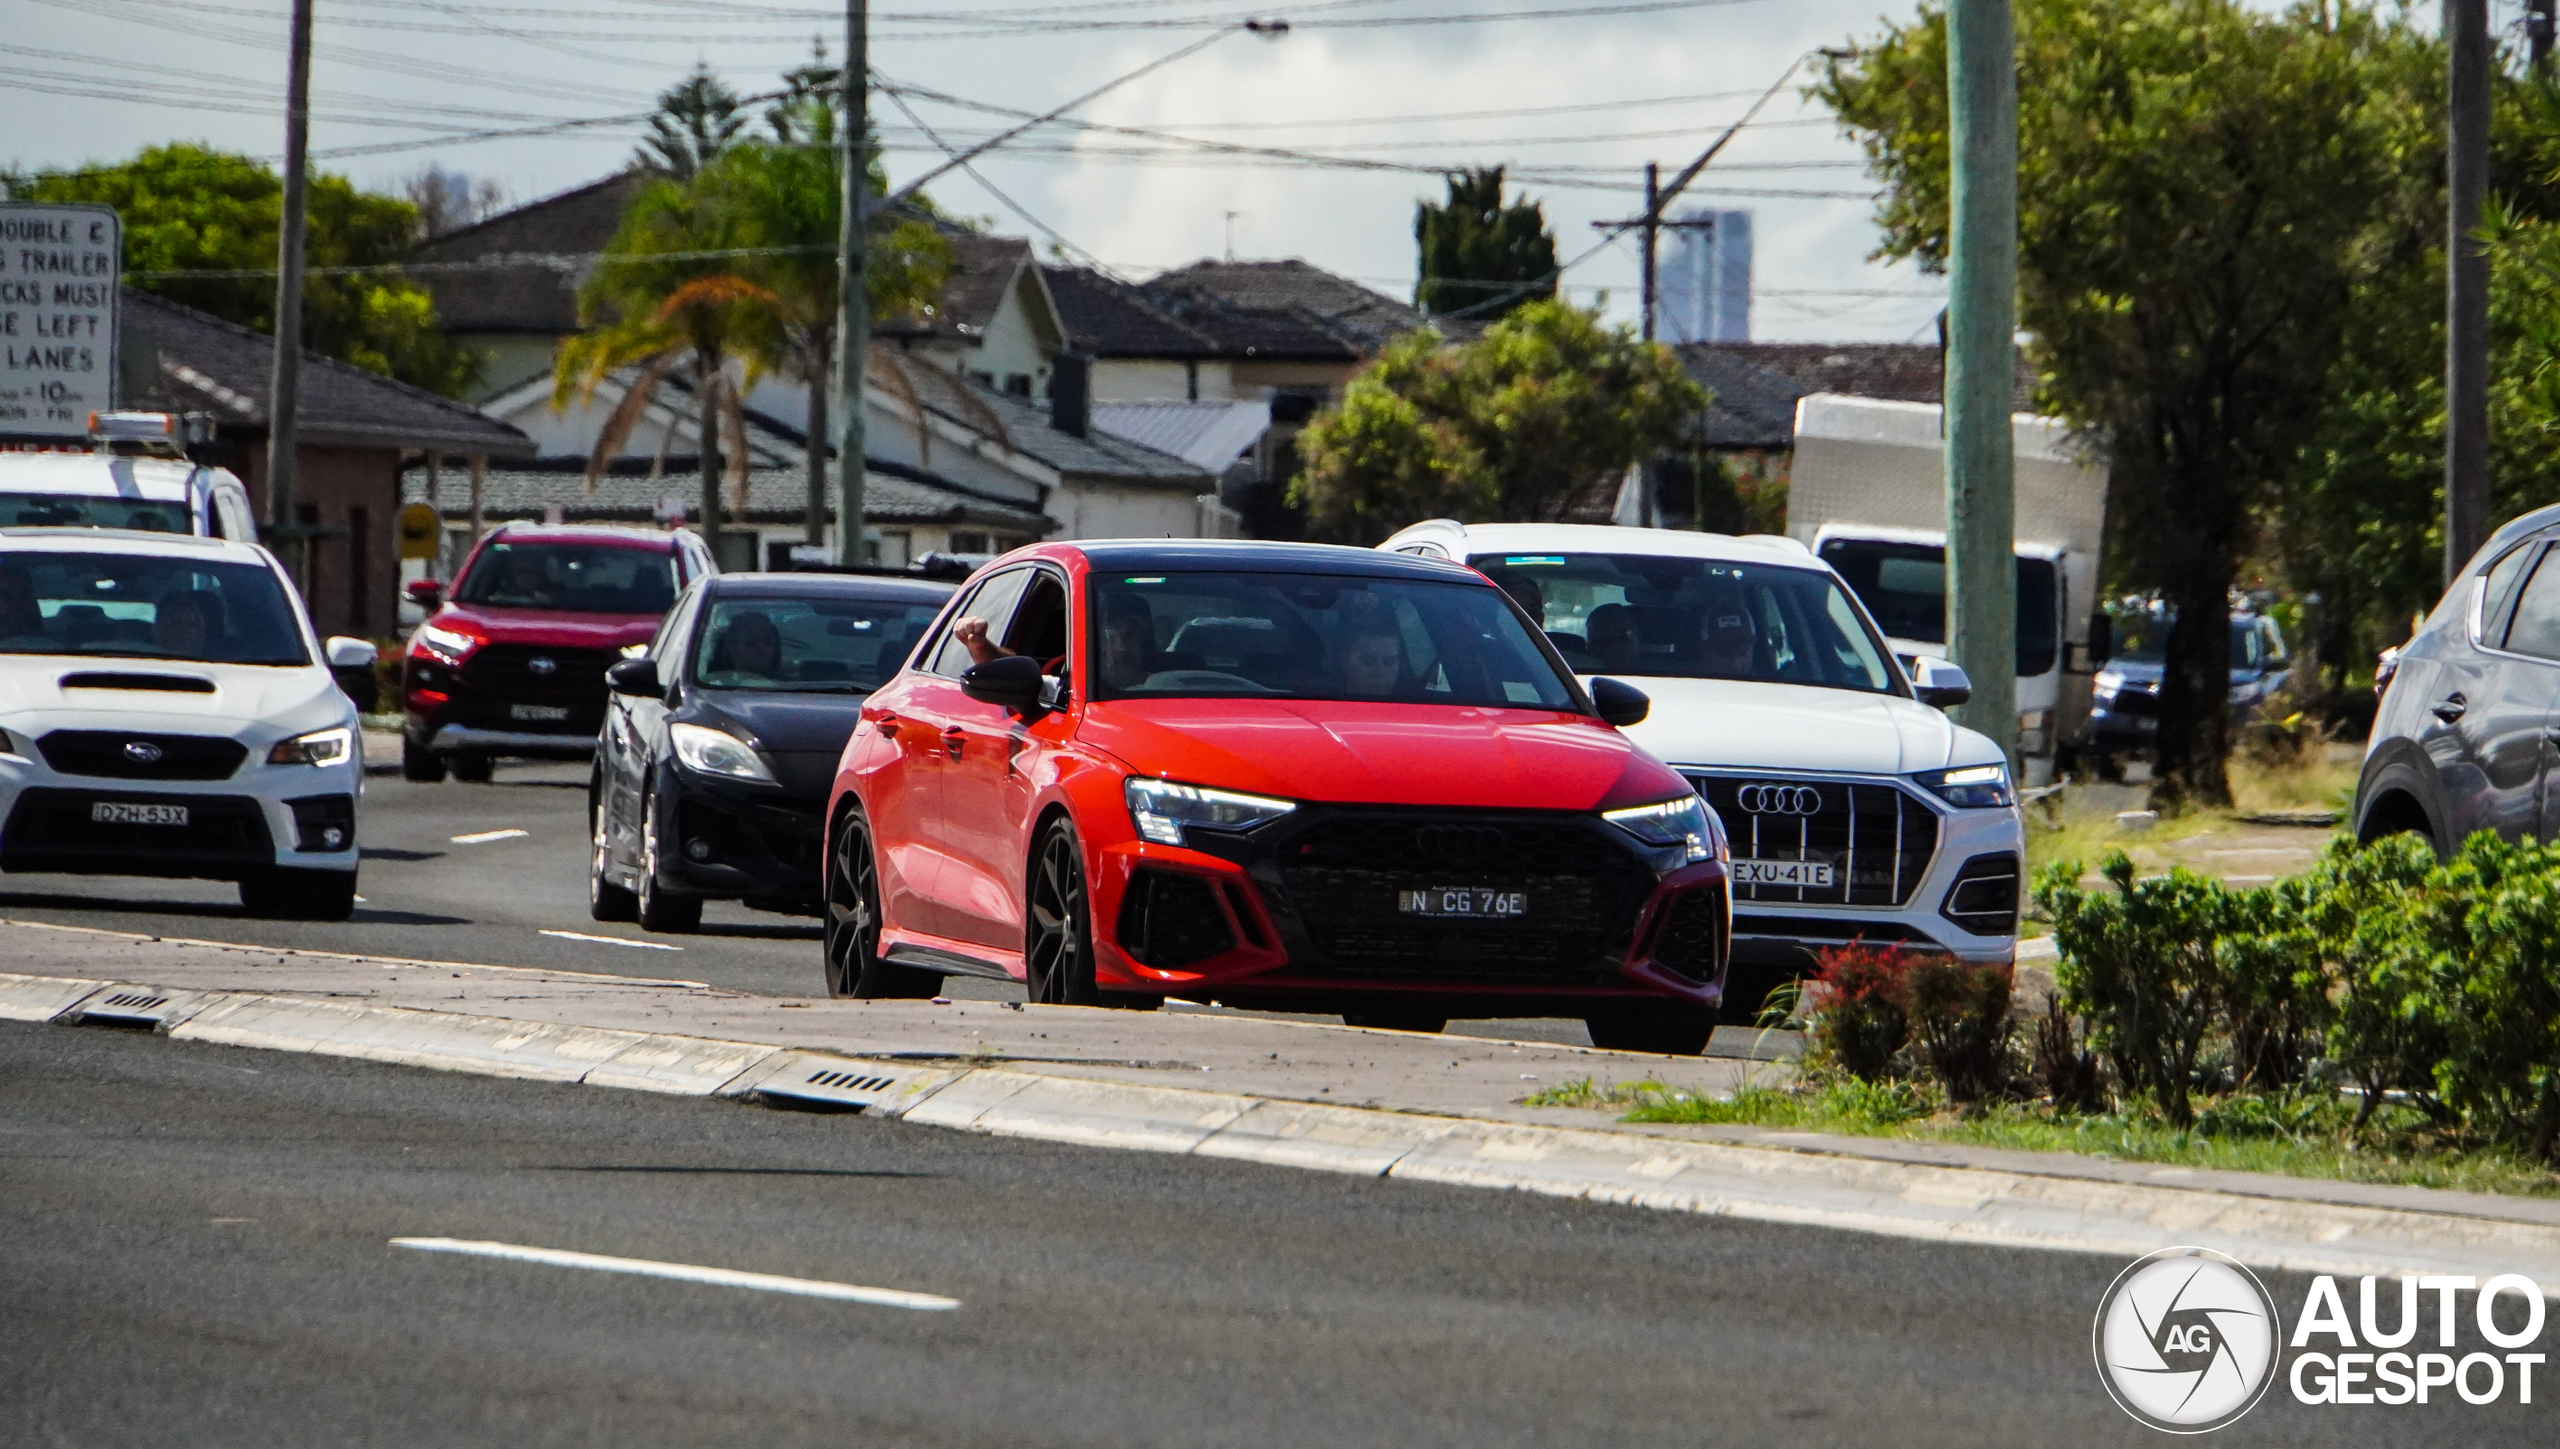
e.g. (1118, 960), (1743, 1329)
(2087, 607), (2291, 776)
(2357, 502), (2560, 851)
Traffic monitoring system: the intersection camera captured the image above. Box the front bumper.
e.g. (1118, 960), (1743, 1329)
(644, 765), (825, 905)
(1082, 804), (1731, 1015)
(0, 745), (360, 883)
(422, 724), (596, 760)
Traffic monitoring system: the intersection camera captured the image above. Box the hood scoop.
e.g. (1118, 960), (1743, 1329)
(59, 672), (217, 694)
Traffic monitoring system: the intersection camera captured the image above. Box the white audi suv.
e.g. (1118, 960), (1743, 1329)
(0, 529), (374, 918)
(1381, 521), (2025, 1019)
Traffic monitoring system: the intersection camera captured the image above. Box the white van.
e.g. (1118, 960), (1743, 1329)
(0, 414), (260, 544)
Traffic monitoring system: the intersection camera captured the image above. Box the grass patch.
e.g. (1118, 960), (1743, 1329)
(2226, 747), (2358, 817)
(1537, 1077), (2560, 1197)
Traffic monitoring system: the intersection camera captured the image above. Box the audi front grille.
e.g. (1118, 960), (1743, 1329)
(1684, 773), (1939, 908)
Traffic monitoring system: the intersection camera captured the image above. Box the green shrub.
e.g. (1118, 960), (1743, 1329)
(2289, 833), (2450, 1125)
(2033, 855), (2242, 1126)
(1792, 943), (2013, 1100)
(1899, 953), (2013, 1101)
(2393, 834), (2560, 1158)
(1793, 942), (1909, 1081)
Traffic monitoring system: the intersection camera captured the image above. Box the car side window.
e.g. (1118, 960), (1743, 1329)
(2501, 548), (2560, 659)
(2481, 541), (2543, 647)
(1005, 570), (1070, 665)
(653, 590), (704, 681)
(926, 567), (1033, 678)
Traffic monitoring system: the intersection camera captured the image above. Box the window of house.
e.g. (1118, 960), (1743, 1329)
(948, 531), (994, 556)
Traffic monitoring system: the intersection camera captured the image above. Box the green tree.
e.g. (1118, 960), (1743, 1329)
(1413, 167), (1558, 319)
(6, 143), (478, 396)
(1821, 1), (2433, 808)
(1291, 300), (1705, 542)
(638, 64), (746, 181)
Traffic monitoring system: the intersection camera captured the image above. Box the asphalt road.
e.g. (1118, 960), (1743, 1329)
(8, 1020), (2520, 1449)
(0, 757), (1621, 1049)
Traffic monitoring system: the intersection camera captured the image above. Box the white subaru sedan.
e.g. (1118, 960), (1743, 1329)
(0, 529), (374, 918)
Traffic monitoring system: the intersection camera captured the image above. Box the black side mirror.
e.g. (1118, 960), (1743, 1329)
(606, 658), (661, 698)
(1589, 676), (1651, 728)
(2087, 612), (2114, 667)
(962, 653), (1047, 717)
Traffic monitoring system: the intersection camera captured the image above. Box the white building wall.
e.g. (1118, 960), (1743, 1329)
(1090, 359), (1237, 402)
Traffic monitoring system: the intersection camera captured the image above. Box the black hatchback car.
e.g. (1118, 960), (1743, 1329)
(588, 572), (955, 931)
(2357, 501), (2560, 852)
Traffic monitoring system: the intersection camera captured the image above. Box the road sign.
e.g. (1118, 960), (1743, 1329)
(0, 204), (119, 438)
(397, 500), (442, 560)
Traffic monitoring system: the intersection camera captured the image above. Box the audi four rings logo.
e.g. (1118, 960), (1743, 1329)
(1735, 783), (1822, 815)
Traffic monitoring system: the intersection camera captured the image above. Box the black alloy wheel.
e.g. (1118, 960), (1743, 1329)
(450, 751), (494, 784)
(1024, 817), (1098, 1006)
(1341, 1011), (1448, 1034)
(588, 783), (637, 923)
(1584, 1004), (1715, 1057)
(823, 806), (937, 999)
(400, 737), (447, 783)
(634, 786), (702, 933)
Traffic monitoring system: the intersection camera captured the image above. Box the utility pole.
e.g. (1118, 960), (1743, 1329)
(2532, 0), (2555, 72)
(2447, 0), (2491, 586)
(266, 0), (314, 586)
(1638, 163), (1659, 342)
(832, 0), (870, 567)
(1944, 0), (2018, 763)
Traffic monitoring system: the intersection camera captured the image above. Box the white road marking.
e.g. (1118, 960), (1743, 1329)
(539, 929), (682, 951)
(389, 1238), (960, 1310)
(451, 828), (529, 844)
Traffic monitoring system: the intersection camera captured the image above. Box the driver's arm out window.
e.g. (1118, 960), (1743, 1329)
(927, 568), (1031, 678)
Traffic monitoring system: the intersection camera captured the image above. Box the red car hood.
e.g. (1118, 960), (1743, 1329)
(427, 602), (661, 650)
(1077, 698), (1689, 812)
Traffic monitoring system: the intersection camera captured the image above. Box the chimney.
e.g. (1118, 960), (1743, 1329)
(1050, 351), (1090, 438)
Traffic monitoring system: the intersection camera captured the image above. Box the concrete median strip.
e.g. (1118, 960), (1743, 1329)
(14, 965), (2560, 1293)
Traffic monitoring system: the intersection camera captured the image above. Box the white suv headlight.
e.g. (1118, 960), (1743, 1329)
(1914, 762), (2014, 808)
(1125, 777), (1295, 846)
(670, 722), (774, 782)
(268, 726), (352, 766)
(1603, 794), (1718, 862)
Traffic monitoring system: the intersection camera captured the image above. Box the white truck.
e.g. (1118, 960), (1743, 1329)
(0, 412), (259, 543)
(1786, 393), (2109, 782)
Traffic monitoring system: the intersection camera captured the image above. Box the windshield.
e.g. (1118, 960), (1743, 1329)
(455, 541), (676, 614)
(693, 596), (945, 692)
(1816, 539), (2059, 677)
(0, 551), (308, 665)
(2114, 614), (2277, 671)
(1086, 571), (1578, 709)
(1470, 552), (1899, 695)
(0, 493), (195, 533)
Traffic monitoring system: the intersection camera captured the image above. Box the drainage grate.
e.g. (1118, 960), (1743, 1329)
(101, 992), (169, 1011)
(803, 1069), (898, 1092)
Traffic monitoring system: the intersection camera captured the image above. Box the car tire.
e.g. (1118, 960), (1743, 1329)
(635, 787), (701, 934)
(823, 805), (937, 999)
(588, 794), (638, 923)
(240, 867), (358, 922)
(1342, 1011), (1447, 1034)
(450, 751), (494, 784)
(1584, 1005), (1715, 1057)
(1024, 816), (1097, 1006)
(401, 737), (447, 783)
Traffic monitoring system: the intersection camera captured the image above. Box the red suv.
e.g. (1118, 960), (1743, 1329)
(822, 540), (1735, 1054)
(402, 523), (712, 782)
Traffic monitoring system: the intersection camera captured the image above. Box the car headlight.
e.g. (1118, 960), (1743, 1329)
(1125, 777), (1295, 846)
(412, 623), (481, 664)
(1603, 794), (1718, 862)
(1914, 762), (2014, 808)
(268, 726), (352, 766)
(670, 721), (775, 782)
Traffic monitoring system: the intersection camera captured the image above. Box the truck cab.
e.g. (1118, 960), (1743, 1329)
(1787, 394), (2110, 782)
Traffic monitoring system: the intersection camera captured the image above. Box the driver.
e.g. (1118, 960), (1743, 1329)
(1338, 616), (1406, 697)
(1697, 588), (1757, 677)
(1098, 597), (1156, 691)
(1584, 603), (1641, 672)
(488, 549), (550, 606)
(719, 610), (783, 681)
(154, 591), (223, 656)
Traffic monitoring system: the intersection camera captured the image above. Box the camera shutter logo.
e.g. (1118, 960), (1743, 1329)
(1735, 783), (1821, 816)
(2093, 1247), (2281, 1433)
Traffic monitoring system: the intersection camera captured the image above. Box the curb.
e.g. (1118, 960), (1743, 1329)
(10, 968), (2559, 1293)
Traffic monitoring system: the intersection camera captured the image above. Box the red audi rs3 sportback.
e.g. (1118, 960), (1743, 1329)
(821, 540), (1734, 1054)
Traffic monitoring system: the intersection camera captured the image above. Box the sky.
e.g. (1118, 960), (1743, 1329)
(0, 0), (2454, 344)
